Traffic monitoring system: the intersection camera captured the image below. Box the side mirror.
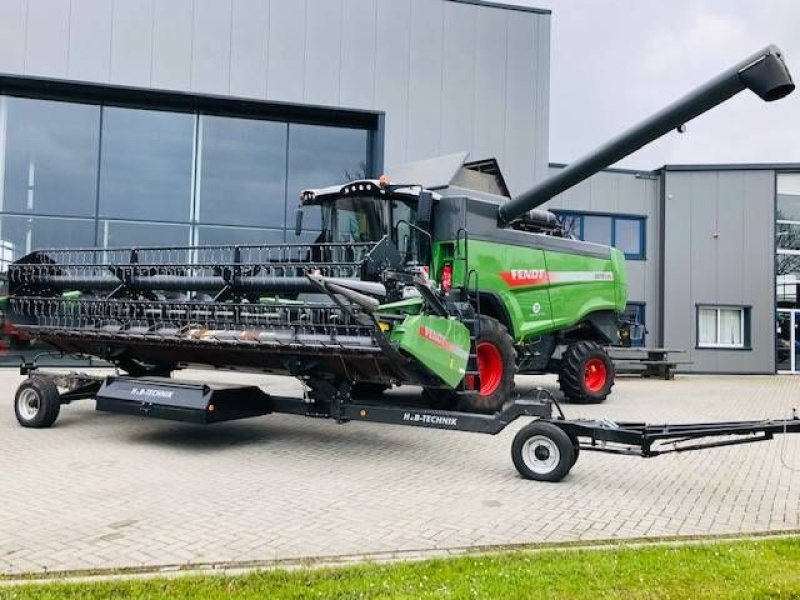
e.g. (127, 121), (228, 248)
(294, 208), (304, 237)
(416, 191), (433, 228)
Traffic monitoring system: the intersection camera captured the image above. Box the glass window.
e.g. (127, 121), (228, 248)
(197, 115), (287, 228)
(98, 220), (191, 248)
(698, 306), (747, 348)
(196, 226), (285, 246)
(98, 107), (195, 222)
(287, 124), (369, 236)
(698, 308), (719, 347)
(777, 194), (800, 223)
(1, 97), (100, 217)
(614, 218), (643, 257)
(582, 215), (612, 246)
(0, 215), (95, 273)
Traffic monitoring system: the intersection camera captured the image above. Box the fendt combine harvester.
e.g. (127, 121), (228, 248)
(7, 46), (800, 481)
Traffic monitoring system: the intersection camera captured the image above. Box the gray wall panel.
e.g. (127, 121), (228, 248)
(472, 6), (507, 164)
(440, 2), (476, 157)
(373, 0), (412, 166)
(26, 0), (70, 78)
(229, 0), (269, 99)
(110, 0), (155, 87)
(0, 0), (27, 74)
(304, 0), (343, 107)
(663, 170), (775, 374)
(338, 0), (377, 110)
(406, 0), (444, 161)
(68, 0), (113, 82)
(504, 11), (540, 196)
(191, 0), (232, 95)
(266, 0), (306, 103)
(152, 0), (194, 91)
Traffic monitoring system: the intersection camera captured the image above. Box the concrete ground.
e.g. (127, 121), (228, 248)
(1, 370), (799, 576)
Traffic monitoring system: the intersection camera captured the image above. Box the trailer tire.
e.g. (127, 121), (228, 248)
(511, 421), (575, 482)
(350, 382), (390, 400)
(461, 316), (516, 413)
(14, 376), (61, 428)
(558, 341), (614, 404)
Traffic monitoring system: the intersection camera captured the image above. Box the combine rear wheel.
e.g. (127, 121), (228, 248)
(15, 376), (61, 428)
(558, 341), (614, 404)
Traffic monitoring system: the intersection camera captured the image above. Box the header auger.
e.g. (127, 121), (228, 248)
(6, 45), (799, 482)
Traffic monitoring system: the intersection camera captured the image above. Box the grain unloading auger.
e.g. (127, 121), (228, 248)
(7, 45), (800, 482)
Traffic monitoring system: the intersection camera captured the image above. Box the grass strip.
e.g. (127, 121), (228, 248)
(2, 537), (799, 599)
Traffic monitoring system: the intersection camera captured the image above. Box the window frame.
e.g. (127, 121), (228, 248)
(553, 210), (646, 260)
(695, 304), (751, 350)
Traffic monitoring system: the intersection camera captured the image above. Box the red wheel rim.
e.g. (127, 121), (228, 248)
(476, 342), (503, 396)
(584, 358), (607, 393)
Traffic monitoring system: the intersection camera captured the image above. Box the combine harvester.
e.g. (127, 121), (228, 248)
(7, 46), (800, 482)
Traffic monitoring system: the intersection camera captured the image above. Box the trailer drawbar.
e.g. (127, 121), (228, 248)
(13, 366), (800, 482)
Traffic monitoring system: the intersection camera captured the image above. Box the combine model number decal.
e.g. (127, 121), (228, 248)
(419, 326), (468, 358)
(501, 270), (614, 288)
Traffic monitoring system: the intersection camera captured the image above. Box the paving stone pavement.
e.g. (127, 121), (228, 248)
(1, 370), (800, 575)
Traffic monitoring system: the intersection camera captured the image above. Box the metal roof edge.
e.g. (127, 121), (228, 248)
(664, 162), (800, 172)
(447, 0), (551, 15)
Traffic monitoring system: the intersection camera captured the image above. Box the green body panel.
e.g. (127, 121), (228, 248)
(391, 314), (470, 388)
(378, 296), (423, 315)
(432, 239), (627, 342)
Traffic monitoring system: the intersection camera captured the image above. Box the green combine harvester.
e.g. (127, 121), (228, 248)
(7, 45), (800, 482)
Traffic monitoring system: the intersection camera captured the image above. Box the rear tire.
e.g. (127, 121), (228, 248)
(558, 341), (614, 404)
(15, 376), (61, 428)
(460, 316), (516, 414)
(511, 421), (575, 482)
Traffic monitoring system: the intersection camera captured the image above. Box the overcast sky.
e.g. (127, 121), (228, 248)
(504, 0), (800, 169)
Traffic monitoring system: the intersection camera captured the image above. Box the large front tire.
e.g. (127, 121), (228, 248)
(558, 341), (614, 404)
(15, 376), (61, 428)
(461, 316), (516, 413)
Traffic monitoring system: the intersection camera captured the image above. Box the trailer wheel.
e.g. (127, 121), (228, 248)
(558, 341), (614, 404)
(350, 382), (390, 400)
(461, 316), (516, 413)
(14, 376), (61, 428)
(511, 421), (575, 482)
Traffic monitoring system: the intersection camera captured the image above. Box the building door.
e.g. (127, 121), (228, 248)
(776, 309), (800, 372)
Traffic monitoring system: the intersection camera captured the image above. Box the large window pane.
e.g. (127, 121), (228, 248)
(582, 215), (612, 246)
(287, 124), (369, 235)
(1, 97), (100, 217)
(197, 225), (284, 246)
(0, 215), (95, 273)
(698, 308), (718, 346)
(99, 220), (191, 248)
(719, 309), (743, 346)
(614, 218), (643, 257)
(198, 116), (287, 228)
(98, 107), (194, 222)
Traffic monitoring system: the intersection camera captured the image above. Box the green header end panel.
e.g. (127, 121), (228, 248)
(392, 315), (470, 389)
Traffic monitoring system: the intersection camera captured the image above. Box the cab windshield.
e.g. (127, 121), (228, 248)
(325, 196), (385, 243)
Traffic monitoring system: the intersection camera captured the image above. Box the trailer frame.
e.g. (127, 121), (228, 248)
(12, 366), (800, 482)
